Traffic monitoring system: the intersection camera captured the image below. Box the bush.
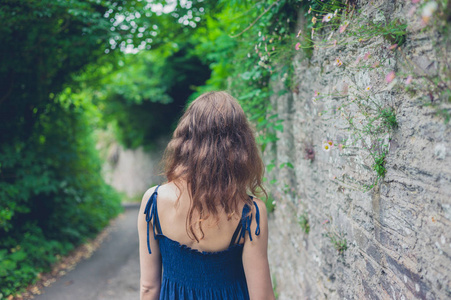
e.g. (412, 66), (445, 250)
(0, 103), (122, 297)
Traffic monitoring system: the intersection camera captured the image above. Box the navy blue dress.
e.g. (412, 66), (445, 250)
(143, 185), (261, 300)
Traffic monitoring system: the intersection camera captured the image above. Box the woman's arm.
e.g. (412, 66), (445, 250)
(137, 186), (162, 300)
(242, 198), (276, 300)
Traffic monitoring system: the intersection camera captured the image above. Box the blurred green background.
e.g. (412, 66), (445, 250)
(0, 0), (299, 296)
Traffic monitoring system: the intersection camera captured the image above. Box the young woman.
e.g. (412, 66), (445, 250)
(137, 91), (275, 300)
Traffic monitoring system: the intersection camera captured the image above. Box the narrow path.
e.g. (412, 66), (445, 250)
(34, 204), (141, 300)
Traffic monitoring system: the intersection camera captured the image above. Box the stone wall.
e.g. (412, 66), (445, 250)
(102, 138), (167, 198)
(266, 1), (451, 299)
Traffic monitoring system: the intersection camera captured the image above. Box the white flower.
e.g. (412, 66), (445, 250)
(323, 140), (334, 149)
(322, 13), (334, 23)
(422, 1), (438, 23)
(422, 1), (438, 18)
(322, 142), (331, 152)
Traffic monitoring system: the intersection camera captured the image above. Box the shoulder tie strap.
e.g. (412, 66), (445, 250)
(240, 203), (253, 241)
(254, 201), (260, 236)
(143, 185), (161, 254)
(230, 197), (261, 246)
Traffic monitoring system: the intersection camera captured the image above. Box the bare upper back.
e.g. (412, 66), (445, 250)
(153, 182), (246, 253)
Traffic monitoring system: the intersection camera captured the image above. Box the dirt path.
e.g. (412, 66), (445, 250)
(34, 204), (141, 300)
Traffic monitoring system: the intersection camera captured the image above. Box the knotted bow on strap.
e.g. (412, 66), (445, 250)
(239, 201), (261, 241)
(143, 188), (159, 254)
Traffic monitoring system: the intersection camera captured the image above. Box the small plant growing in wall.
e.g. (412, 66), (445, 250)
(379, 107), (398, 130)
(298, 211), (310, 234)
(322, 219), (348, 254)
(372, 150), (387, 178)
(317, 79), (398, 191)
(323, 230), (348, 254)
(272, 274), (279, 299)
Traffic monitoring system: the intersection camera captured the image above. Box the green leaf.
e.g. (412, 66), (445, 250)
(267, 163), (276, 172)
(273, 124), (284, 132)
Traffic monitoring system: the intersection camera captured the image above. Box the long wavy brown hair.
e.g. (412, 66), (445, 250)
(163, 91), (266, 242)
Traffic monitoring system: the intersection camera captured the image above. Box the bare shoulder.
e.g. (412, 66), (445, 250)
(141, 183), (176, 203)
(141, 186), (158, 205)
(251, 198), (268, 217)
(143, 186), (158, 198)
(153, 182), (180, 206)
(138, 186), (158, 215)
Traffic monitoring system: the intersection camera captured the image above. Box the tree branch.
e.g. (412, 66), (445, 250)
(229, 1), (280, 38)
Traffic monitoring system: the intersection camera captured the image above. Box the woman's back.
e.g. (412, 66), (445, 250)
(156, 182), (247, 253)
(139, 182), (269, 300)
(138, 91), (275, 300)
